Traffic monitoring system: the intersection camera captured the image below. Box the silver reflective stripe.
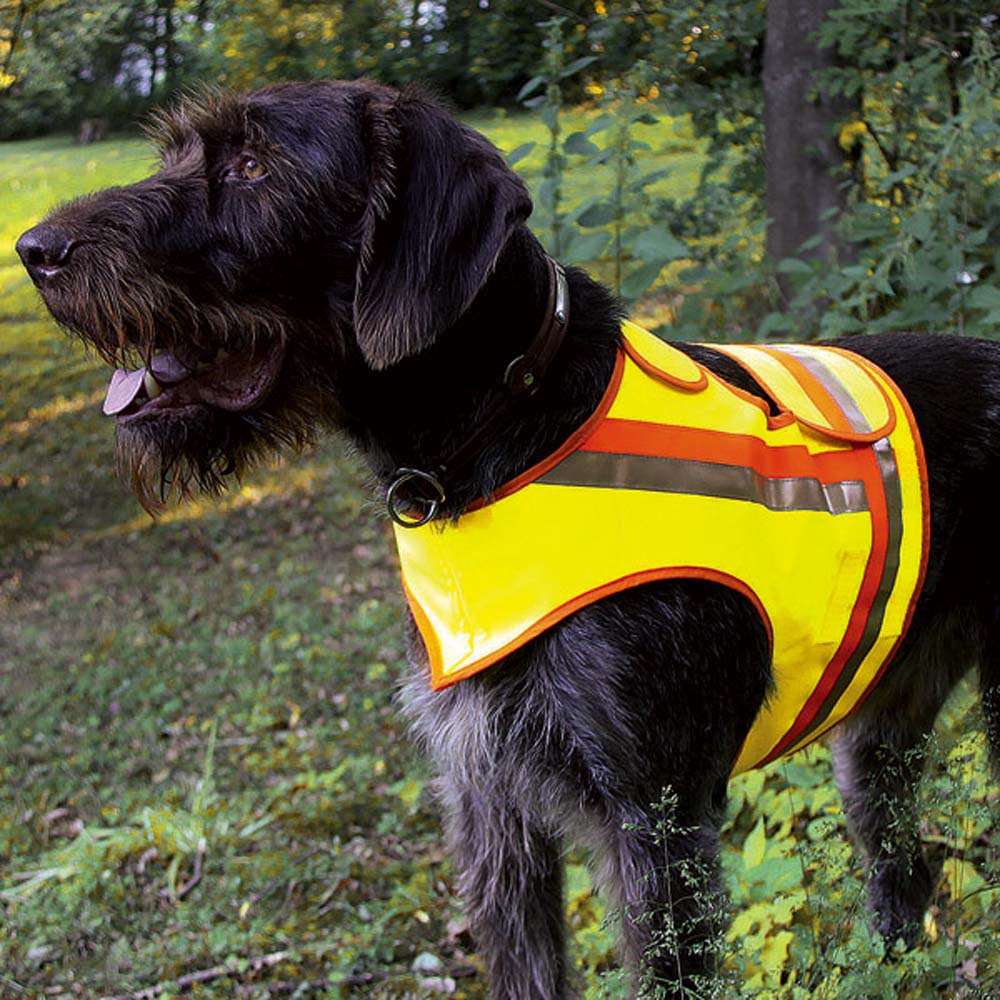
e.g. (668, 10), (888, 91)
(768, 346), (904, 750)
(779, 346), (872, 435)
(538, 451), (869, 516)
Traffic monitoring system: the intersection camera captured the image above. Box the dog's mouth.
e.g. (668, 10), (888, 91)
(103, 338), (286, 421)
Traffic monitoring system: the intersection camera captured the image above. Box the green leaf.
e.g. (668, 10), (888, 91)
(756, 312), (797, 339)
(538, 178), (558, 215)
(559, 55), (599, 79)
(564, 198), (599, 225)
(506, 142), (536, 168)
(562, 230), (611, 265)
(576, 201), (617, 228)
(541, 104), (559, 131)
(631, 111), (660, 126)
(620, 260), (665, 300)
(903, 210), (933, 244)
(588, 147), (615, 166)
(628, 168), (672, 192)
(750, 856), (801, 894)
(742, 817), (767, 869)
(806, 816), (839, 841)
(968, 283), (1000, 311)
(776, 257), (813, 275)
(564, 131), (601, 156)
(584, 112), (616, 138)
(517, 75), (545, 102)
(631, 226), (688, 265)
(870, 273), (896, 297)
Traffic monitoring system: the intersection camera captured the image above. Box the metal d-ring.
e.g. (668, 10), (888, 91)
(386, 468), (446, 528)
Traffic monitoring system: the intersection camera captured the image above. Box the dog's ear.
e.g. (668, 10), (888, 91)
(354, 89), (532, 369)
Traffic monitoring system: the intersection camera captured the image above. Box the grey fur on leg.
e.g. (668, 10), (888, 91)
(831, 609), (978, 947)
(442, 779), (568, 999)
(400, 581), (768, 999)
(979, 606), (1000, 776)
(400, 654), (578, 1000)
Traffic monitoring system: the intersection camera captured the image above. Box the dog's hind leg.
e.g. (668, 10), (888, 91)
(978, 604), (1000, 773)
(831, 608), (981, 947)
(439, 776), (568, 1000)
(831, 710), (938, 948)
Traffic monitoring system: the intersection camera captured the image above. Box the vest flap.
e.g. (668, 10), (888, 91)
(622, 321), (708, 391)
(710, 344), (896, 443)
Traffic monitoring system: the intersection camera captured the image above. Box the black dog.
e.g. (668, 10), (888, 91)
(16, 81), (1000, 999)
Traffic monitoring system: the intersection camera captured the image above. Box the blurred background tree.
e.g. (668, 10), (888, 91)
(1, 0), (602, 137)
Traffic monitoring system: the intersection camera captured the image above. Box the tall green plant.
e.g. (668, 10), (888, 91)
(516, 16), (598, 257)
(562, 65), (688, 301)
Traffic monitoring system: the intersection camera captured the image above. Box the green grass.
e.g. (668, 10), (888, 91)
(2, 116), (998, 1000)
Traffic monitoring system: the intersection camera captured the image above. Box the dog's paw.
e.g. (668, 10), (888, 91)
(866, 855), (936, 951)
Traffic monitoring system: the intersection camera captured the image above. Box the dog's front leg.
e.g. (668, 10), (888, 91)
(591, 798), (728, 1000)
(441, 775), (568, 1000)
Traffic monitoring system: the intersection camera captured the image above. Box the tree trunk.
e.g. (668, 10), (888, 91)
(763, 0), (858, 308)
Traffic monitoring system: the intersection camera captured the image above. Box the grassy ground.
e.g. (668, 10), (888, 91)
(2, 116), (999, 1000)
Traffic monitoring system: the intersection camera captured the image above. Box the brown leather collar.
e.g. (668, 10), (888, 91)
(387, 255), (570, 527)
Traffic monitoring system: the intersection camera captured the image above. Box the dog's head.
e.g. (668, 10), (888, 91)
(16, 81), (532, 509)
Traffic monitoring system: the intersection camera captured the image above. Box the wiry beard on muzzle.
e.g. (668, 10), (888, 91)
(115, 407), (253, 513)
(112, 369), (339, 514)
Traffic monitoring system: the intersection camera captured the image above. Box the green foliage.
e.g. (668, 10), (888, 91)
(516, 17), (576, 258)
(642, 1), (1000, 341)
(518, 40), (694, 304)
(636, 0), (767, 235)
(0, 0), (606, 137)
(0, 0), (219, 139)
(506, 22), (703, 305)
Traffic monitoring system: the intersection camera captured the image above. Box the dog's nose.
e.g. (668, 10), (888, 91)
(16, 225), (77, 280)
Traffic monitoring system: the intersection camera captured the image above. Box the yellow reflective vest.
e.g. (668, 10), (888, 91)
(393, 322), (929, 773)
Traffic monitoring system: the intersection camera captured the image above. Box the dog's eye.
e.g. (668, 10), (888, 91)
(228, 154), (267, 183)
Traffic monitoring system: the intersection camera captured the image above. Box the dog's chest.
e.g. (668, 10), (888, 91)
(394, 323), (928, 772)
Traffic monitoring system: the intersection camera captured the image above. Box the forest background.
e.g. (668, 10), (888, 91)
(2, 1), (1000, 998)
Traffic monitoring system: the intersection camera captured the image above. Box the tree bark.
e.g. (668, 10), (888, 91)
(763, 0), (858, 307)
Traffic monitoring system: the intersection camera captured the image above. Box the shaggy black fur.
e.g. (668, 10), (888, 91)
(17, 80), (1000, 999)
